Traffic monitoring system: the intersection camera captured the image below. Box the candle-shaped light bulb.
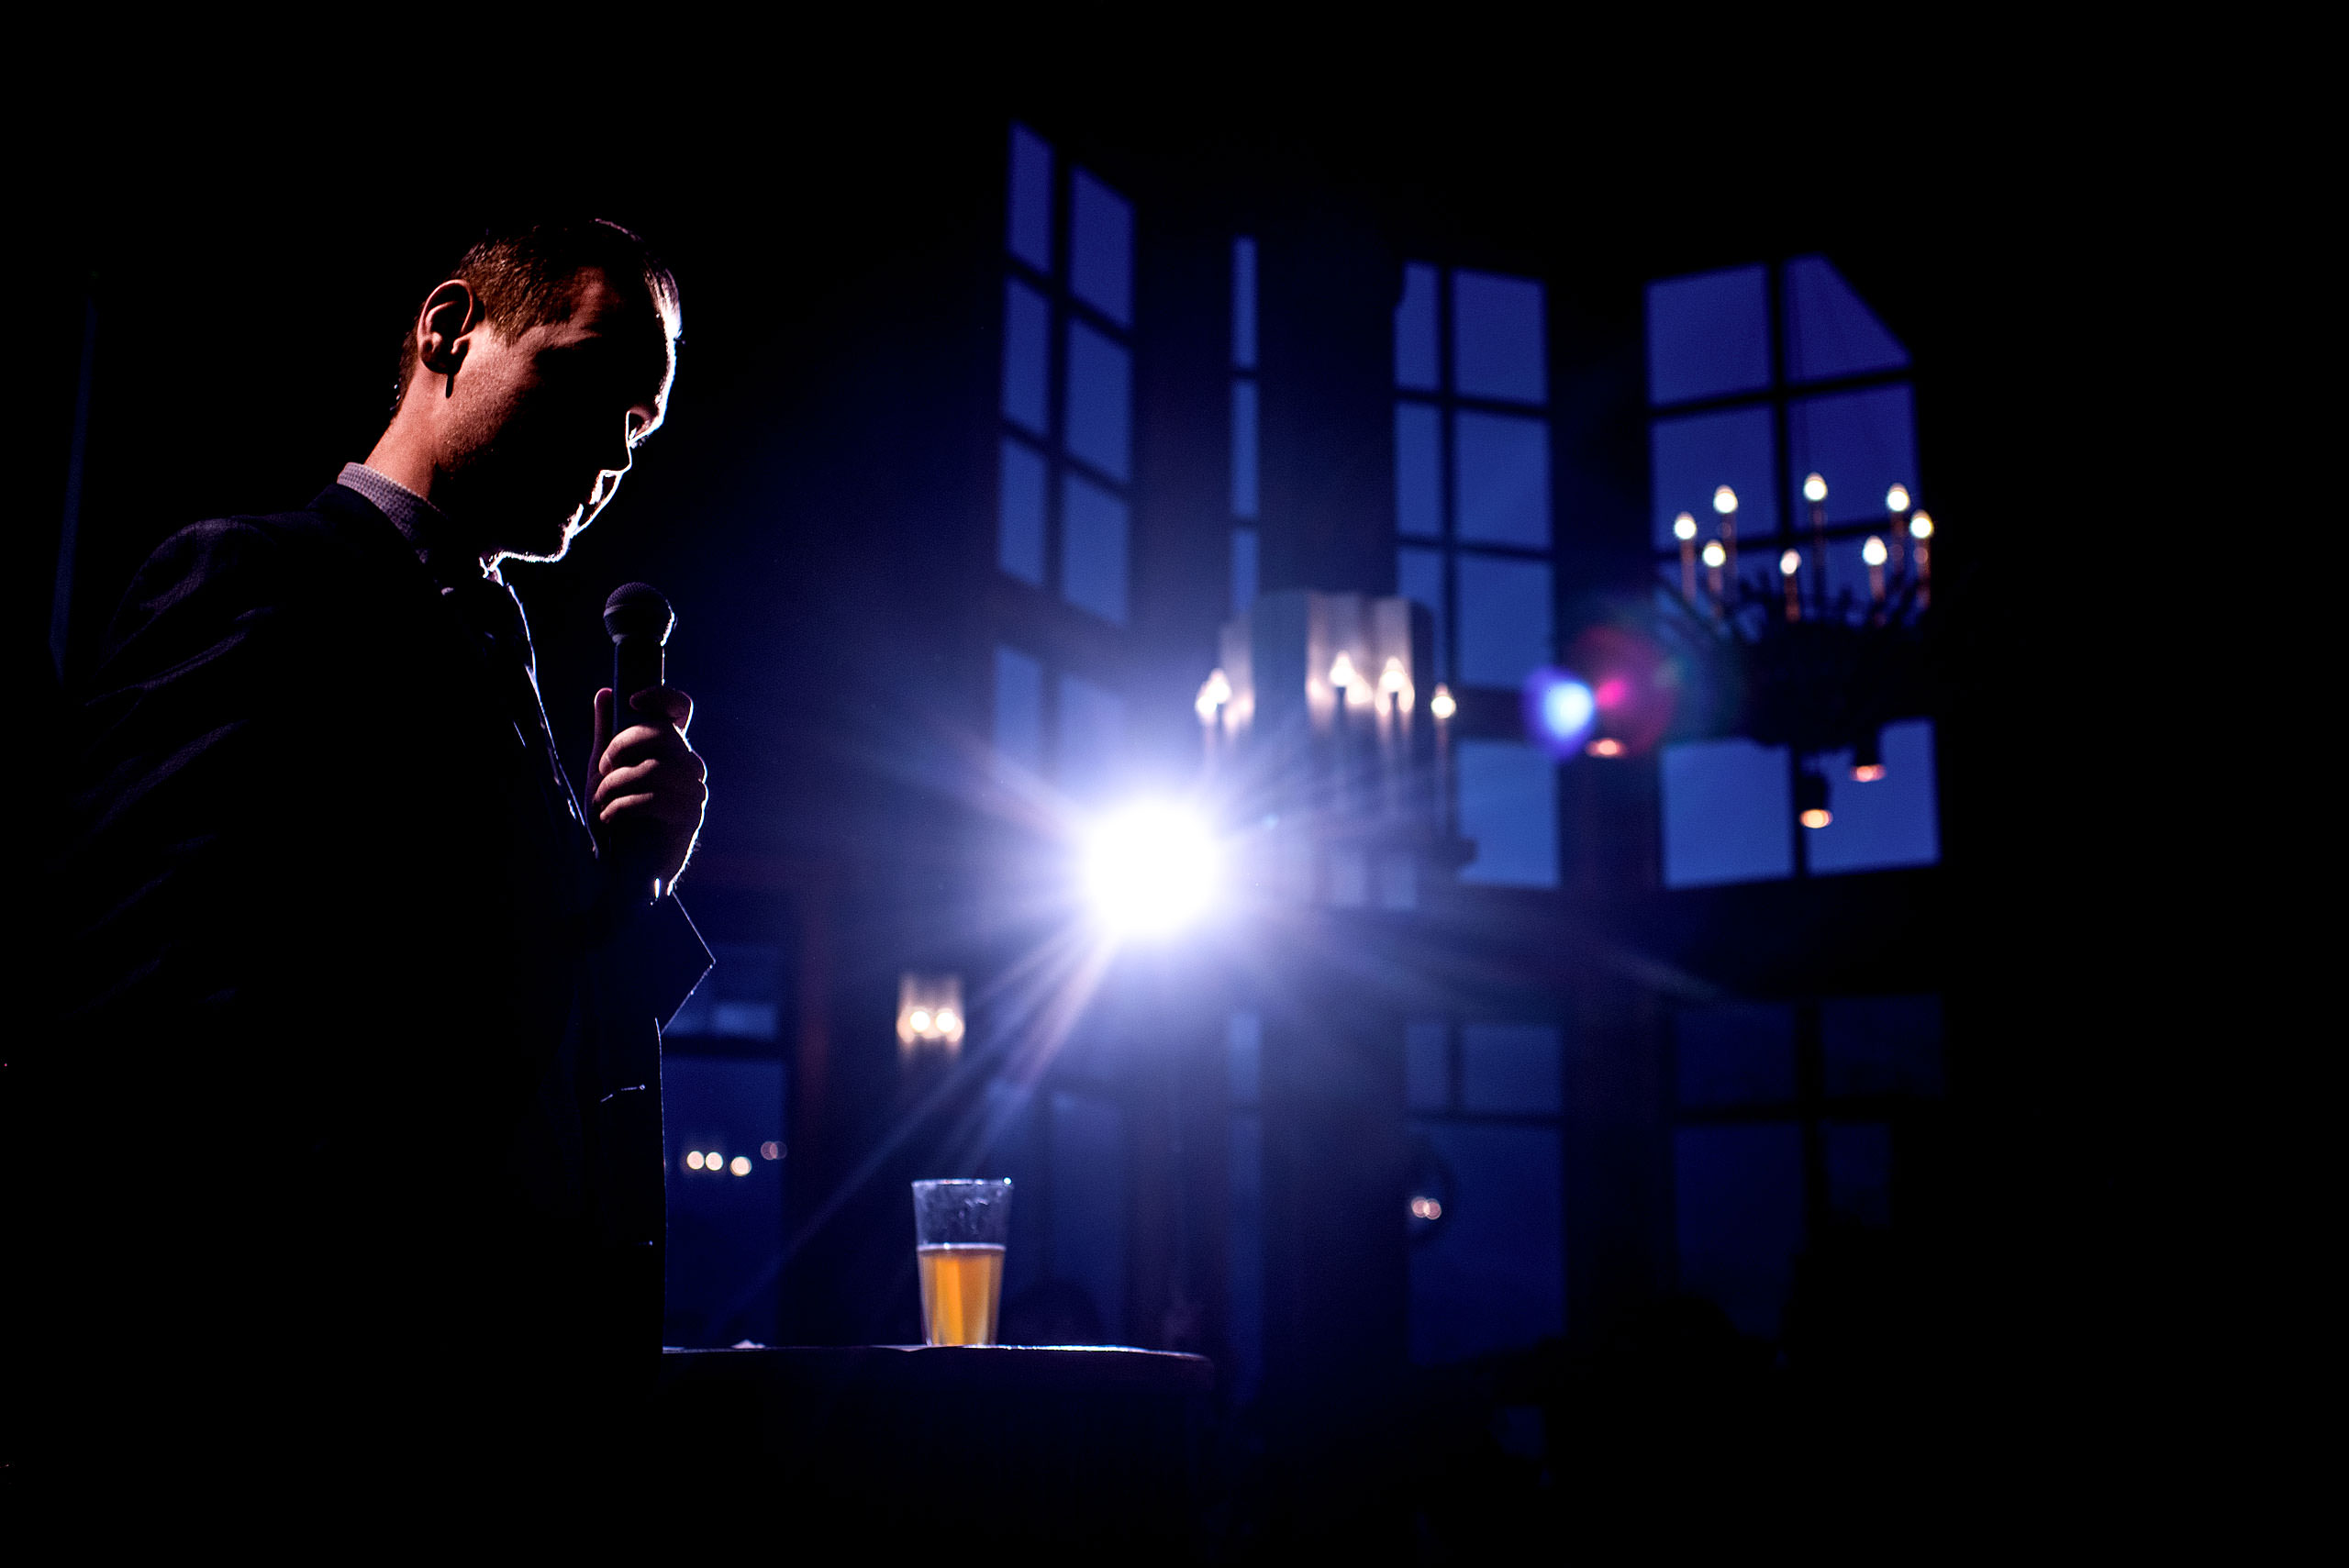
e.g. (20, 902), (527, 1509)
(1779, 549), (1801, 576)
(1701, 541), (1726, 569)
(1430, 684), (1456, 721)
(1379, 658), (1408, 695)
(1712, 485), (1738, 515)
(1909, 512), (1934, 539)
(1330, 651), (1357, 690)
(1862, 537), (1887, 567)
(1196, 668), (1230, 722)
(1803, 473), (1828, 504)
(1674, 512), (1698, 540)
(1886, 484), (1911, 513)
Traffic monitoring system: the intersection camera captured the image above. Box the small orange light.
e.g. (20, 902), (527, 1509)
(1800, 808), (1832, 829)
(1584, 738), (1624, 757)
(1851, 764), (1887, 783)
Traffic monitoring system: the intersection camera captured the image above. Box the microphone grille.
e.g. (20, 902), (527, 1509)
(604, 582), (674, 642)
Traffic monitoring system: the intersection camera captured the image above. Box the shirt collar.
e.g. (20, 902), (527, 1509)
(336, 462), (487, 585)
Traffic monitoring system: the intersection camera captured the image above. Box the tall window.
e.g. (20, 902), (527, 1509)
(1393, 263), (1559, 888)
(995, 124), (1137, 802)
(1406, 1018), (1565, 1363)
(1646, 258), (1940, 886)
(1672, 995), (1943, 1339)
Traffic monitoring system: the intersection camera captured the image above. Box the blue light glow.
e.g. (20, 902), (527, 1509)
(1521, 669), (1597, 756)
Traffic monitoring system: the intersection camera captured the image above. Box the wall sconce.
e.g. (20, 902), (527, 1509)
(896, 973), (964, 1055)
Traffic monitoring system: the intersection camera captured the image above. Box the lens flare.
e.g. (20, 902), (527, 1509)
(1084, 802), (1218, 937)
(1522, 670), (1596, 756)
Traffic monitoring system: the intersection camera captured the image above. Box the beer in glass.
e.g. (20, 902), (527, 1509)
(912, 1178), (1011, 1346)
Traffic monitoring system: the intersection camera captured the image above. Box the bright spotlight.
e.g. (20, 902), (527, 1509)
(1084, 802), (1218, 937)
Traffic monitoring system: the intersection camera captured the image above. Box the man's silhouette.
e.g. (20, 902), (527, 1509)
(39, 220), (710, 1500)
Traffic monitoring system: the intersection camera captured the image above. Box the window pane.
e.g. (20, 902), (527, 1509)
(1230, 527), (1259, 617)
(1007, 124), (1052, 272)
(1056, 673), (1124, 802)
(1230, 378), (1259, 517)
(1462, 1024), (1561, 1115)
(1825, 1122), (1893, 1227)
(1455, 554), (1550, 688)
(1783, 255), (1908, 384)
(997, 437), (1046, 585)
(1651, 404), (1776, 550)
(1822, 995), (1944, 1098)
(1396, 261), (1439, 391)
(1394, 402), (1442, 539)
(1231, 237), (1257, 370)
(1453, 270), (1546, 405)
(662, 1055), (785, 1345)
(1060, 472), (1128, 625)
(1787, 384), (1917, 527)
(1001, 280), (1050, 437)
(1409, 1122), (1563, 1363)
(1454, 410), (1549, 548)
(1456, 739), (1557, 888)
(1070, 169), (1132, 327)
(1676, 1004), (1798, 1110)
(1805, 719), (1940, 874)
(993, 645), (1042, 771)
(1645, 264), (1771, 406)
(1660, 738), (1792, 887)
(1064, 319), (1131, 482)
(1675, 1124), (1803, 1338)
(1406, 1020), (1448, 1112)
(1049, 1090), (1126, 1339)
(1397, 545), (1446, 680)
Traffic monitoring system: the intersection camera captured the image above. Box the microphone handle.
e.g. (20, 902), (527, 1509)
(607, 634), (668, 900)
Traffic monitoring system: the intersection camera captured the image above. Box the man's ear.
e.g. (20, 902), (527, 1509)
(417, 281), (485, 395)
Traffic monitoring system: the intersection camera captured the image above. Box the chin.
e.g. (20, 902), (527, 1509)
(503, 511), (586, 565)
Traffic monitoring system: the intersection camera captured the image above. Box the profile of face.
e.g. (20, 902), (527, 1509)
(418, 268), (675, 562)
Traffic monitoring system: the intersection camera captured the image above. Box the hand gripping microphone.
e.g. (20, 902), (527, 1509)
(603, 582), (676, 903)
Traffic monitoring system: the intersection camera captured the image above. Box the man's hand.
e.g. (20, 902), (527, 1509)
(591, 685), (707, 892)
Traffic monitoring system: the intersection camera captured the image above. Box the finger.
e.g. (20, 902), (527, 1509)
(628, 685), (694, 735)
(594, 756), (708, 807)
(591, 689), (616, 776)
(598, 724), (697, 777)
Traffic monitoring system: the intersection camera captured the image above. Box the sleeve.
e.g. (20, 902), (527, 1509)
(56, 517), (342, 1038)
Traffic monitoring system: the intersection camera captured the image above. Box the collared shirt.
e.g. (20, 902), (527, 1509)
(336, 462), (479, 587)
(335, 462), (593, 839)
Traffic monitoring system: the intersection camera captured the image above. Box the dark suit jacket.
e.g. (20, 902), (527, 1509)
(39, 482), (708, 1485)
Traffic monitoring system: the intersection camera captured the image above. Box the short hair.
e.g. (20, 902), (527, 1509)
(393, 219), (681, 412)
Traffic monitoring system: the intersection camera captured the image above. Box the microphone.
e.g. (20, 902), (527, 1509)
(603, 583), (676, 902)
